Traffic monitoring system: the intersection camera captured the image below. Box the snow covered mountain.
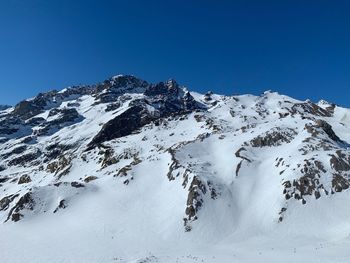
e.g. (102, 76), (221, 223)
(1, 75), (350, 262)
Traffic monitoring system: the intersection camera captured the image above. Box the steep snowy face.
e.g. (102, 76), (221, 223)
(0, 76), (350, 245)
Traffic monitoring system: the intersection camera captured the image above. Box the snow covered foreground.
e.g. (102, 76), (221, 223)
(1, 75), (350, 262)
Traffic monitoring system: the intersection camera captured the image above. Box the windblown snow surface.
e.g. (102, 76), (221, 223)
(1, 76), (350, 262)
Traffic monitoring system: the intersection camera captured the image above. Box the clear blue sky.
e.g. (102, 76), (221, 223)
(0, 0), (349, 106)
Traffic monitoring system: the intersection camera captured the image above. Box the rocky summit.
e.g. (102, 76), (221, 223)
(1, 75), (350, 262)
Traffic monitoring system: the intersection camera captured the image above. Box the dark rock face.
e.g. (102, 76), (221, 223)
(12, 100), (43, 120)
(250, 128), (296, 147)
(144, 80), (201, 113)
(0, 194), (19, 211)
(166, 148), (182, 181)
(282, 170), (324, 204)
(84, 176), (98, 183)
(49, 108), (82, 125)
(332, 174), (350, 192)
(183, 91), (199, 111)
(12, 145), (27, 155)
(105, 102), (121, 112)
(12, 87), (93, 120)
(88, 105), (154, 148)
(46, 155), (72, 179)
(71, 182), (85, 188)
(26, 117), (46, 126)
(0, 176), (10, 184)
(184, 176), (207, 231)
(18, 174), (32, 184)
(53, 199), (67, 213)
(301, 123), (340, 155)
(95, 75), (149, 103)
(186, 177), (206, 218)
(44, 143), (75, 162)
(35, 108), (83, 136)
(282, 152), (350, 204)
(0, 145), (28, 160)
(290, 102), (332, 117)
(144, 80), (178, 97)
(99, 148), (118, 168)
(6, 192), (35, 222)
(330, 151), (350, 172)
(315, 120), (341, 142)
(8, 150), (42, 166)
(0, 117), (24, 135)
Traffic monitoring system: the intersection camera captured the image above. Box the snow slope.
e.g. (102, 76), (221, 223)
(1, 75), (350, 262)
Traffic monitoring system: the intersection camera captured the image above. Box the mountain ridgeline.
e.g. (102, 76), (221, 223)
(1, 74), (350, 238)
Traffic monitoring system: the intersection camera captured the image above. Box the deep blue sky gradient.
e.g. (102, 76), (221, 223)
(0, 0), (349, 106)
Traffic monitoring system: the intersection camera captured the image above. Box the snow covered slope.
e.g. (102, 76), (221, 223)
(1, 75), (350, 262)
